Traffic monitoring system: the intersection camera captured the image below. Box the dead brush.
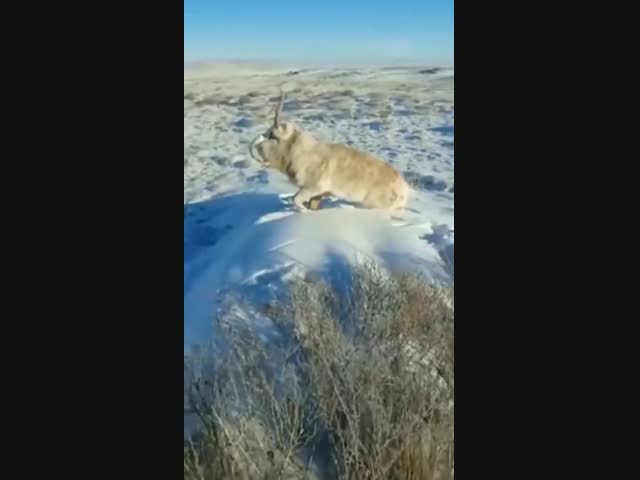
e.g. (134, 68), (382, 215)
(184, 259), (454, 480)
(184, 320), (321, 480)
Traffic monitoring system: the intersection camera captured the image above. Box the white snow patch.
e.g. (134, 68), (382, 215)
(184, 66), (454, 436)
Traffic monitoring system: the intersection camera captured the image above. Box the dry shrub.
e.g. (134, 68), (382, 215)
(185, 260), (454, 480)
(184, 327), (321, 480)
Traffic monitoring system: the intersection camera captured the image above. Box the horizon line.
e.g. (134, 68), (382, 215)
(184, 58), (454, 68)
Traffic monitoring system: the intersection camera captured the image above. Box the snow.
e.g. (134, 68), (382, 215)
(184, 64), (454, 362)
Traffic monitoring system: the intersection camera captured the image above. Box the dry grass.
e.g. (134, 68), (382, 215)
(185, 260), (454, 480)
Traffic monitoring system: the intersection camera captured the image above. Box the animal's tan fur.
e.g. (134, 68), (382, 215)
(249, 92), (409, 211)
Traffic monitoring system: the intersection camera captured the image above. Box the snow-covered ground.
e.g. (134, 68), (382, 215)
(184, 63), (454, 357)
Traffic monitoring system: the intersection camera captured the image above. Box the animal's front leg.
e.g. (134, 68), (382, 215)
(292, 187), (324, 211)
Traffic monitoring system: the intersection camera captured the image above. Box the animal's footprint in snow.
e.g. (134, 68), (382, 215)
(421, 224), (454, 275)
(232, 160), (250, 169)
(247, 171), (268, 184)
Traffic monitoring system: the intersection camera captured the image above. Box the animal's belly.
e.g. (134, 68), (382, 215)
(331, 185), (368, 203)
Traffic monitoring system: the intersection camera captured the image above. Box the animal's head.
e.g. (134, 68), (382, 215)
(249, 91), (307, 172)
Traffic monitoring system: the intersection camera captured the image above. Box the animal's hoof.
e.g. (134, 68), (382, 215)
(308, 198), (322, 210)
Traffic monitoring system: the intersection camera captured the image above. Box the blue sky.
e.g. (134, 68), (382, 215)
(184, 0), (453, 66)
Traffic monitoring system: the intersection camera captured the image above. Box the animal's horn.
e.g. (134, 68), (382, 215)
(274, 90), (285, 127)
